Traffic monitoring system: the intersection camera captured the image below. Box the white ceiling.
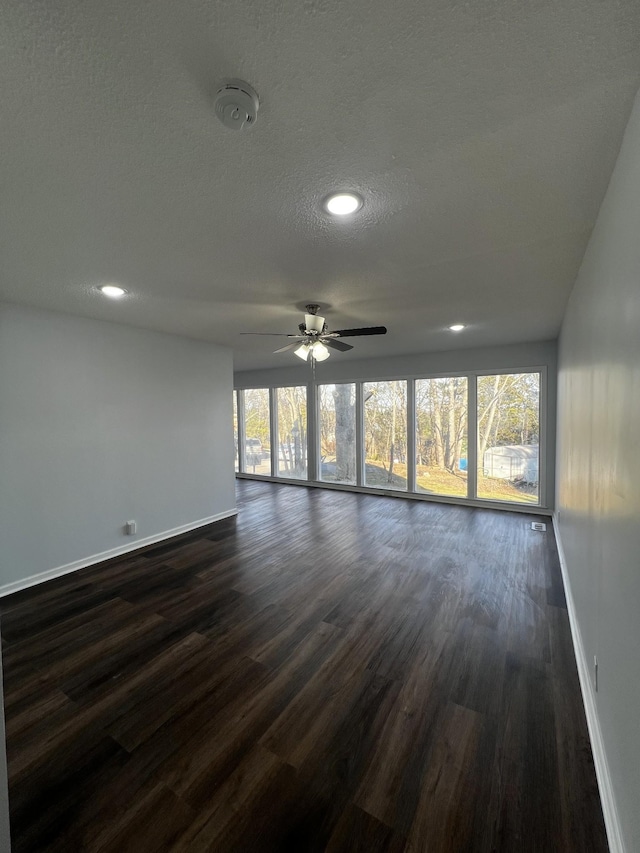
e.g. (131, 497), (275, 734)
(1, 1), (639, 370)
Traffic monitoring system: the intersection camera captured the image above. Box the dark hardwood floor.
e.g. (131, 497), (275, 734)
(1, 481), (607, 852)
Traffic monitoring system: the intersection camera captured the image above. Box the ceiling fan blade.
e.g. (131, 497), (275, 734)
(323, 338), (353, 352)
(273, 342), (301, 354)
(240, 333), (307, 341)
(332, 326), (387, 337)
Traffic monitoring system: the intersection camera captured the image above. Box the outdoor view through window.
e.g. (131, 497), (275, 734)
(477, 373), (540, 504)
(319, 384), (357, 485)
(235, 371), (542, 507)
(276, 386), (307, 479)
(416, 377), (468, 498)
(242, 388), (270, 475)
(364, 381), (407, 491)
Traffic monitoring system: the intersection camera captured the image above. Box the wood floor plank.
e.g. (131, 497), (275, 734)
(178, 750), (300, 853)
(0, 480), (608, 852)
(104, 657), (271, 792)
(484, 652), (565, 852)
(403, 702), (482, 852)
(169, 744), (290, 852)
(263, 671), (403, 852)
(259, 617), (398, 769)
(353, 632), (450, 829)
(5, 687), (75, 741)
(156, 620), (344, 808)
(89, 778), (194, 853)
(547, 604), (604, 852)
(7, 631), (209, 783)
(9, 735), (129, 853)
(325, 804), (406, 853)
(108, 652), (266, 753)
(58, 617), (201, 705)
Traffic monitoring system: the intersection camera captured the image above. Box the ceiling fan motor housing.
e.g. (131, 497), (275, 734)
(214, 80), (259, 130)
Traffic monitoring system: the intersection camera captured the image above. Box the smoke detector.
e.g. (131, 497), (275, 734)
(214, 80), (259, 131)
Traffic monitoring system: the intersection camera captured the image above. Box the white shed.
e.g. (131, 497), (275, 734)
(483, 444), (539, 484)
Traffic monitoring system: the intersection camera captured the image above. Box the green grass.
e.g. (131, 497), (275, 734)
(362, 460), (538, 504)
(254, 453), (539, 505)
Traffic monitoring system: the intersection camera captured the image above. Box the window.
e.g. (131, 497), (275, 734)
(319, 383), (357, 485)
(415, 377), (468, 498)
(241, 388), (271, 475)
(476, 372), (540, 504)
(276, 386), (307, 479)
(364, 380), (407, 491)
(235, 368), (546, 508)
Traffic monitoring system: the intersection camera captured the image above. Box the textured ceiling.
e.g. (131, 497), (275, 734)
(1, 0), (639, 370)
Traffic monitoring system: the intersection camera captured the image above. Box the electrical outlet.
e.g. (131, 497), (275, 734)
(125, 520), (137, 536)
(593, 655), (598, 692)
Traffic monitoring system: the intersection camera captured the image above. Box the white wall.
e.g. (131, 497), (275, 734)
(556, 91), (640, 852)
(0, 304), (236, 591)
(235, 340), (557, 509)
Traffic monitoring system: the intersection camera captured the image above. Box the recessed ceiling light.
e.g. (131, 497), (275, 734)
(449, 324), (465, 332)
(98, 285), (127, 299)
(324, 192), (363, 216)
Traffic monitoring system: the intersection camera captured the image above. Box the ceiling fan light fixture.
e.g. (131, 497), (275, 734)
(324, 192), (363, 216)
(305, 313), (325, 333)
(293, 340), (331, 361)
(294, 342), (311, 361)
(311, 341), (330, 361)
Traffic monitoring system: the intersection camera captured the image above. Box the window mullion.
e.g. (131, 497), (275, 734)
(308, 380), (318, 481)
(538, 368), (547, 507)
(237, 390), (246, 472)
(269, 388), (277, 478)
(467, 375), (478, 500)
(356, 382), (364, 487)
(407, 379), (416, 493)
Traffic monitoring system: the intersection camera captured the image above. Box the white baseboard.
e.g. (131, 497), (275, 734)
(0, 509), (238, 599)
(552, 512), (626, 853)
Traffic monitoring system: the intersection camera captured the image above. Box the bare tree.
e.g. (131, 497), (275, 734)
(415, 378), (467, 474)
(334, 384), (356, 481)
(277, 386), (307, 476)
(430, 381), (445, 468)
(478, 375), (512, 463)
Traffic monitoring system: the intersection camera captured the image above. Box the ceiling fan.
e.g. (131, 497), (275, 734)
(242, 304), (387, 361)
